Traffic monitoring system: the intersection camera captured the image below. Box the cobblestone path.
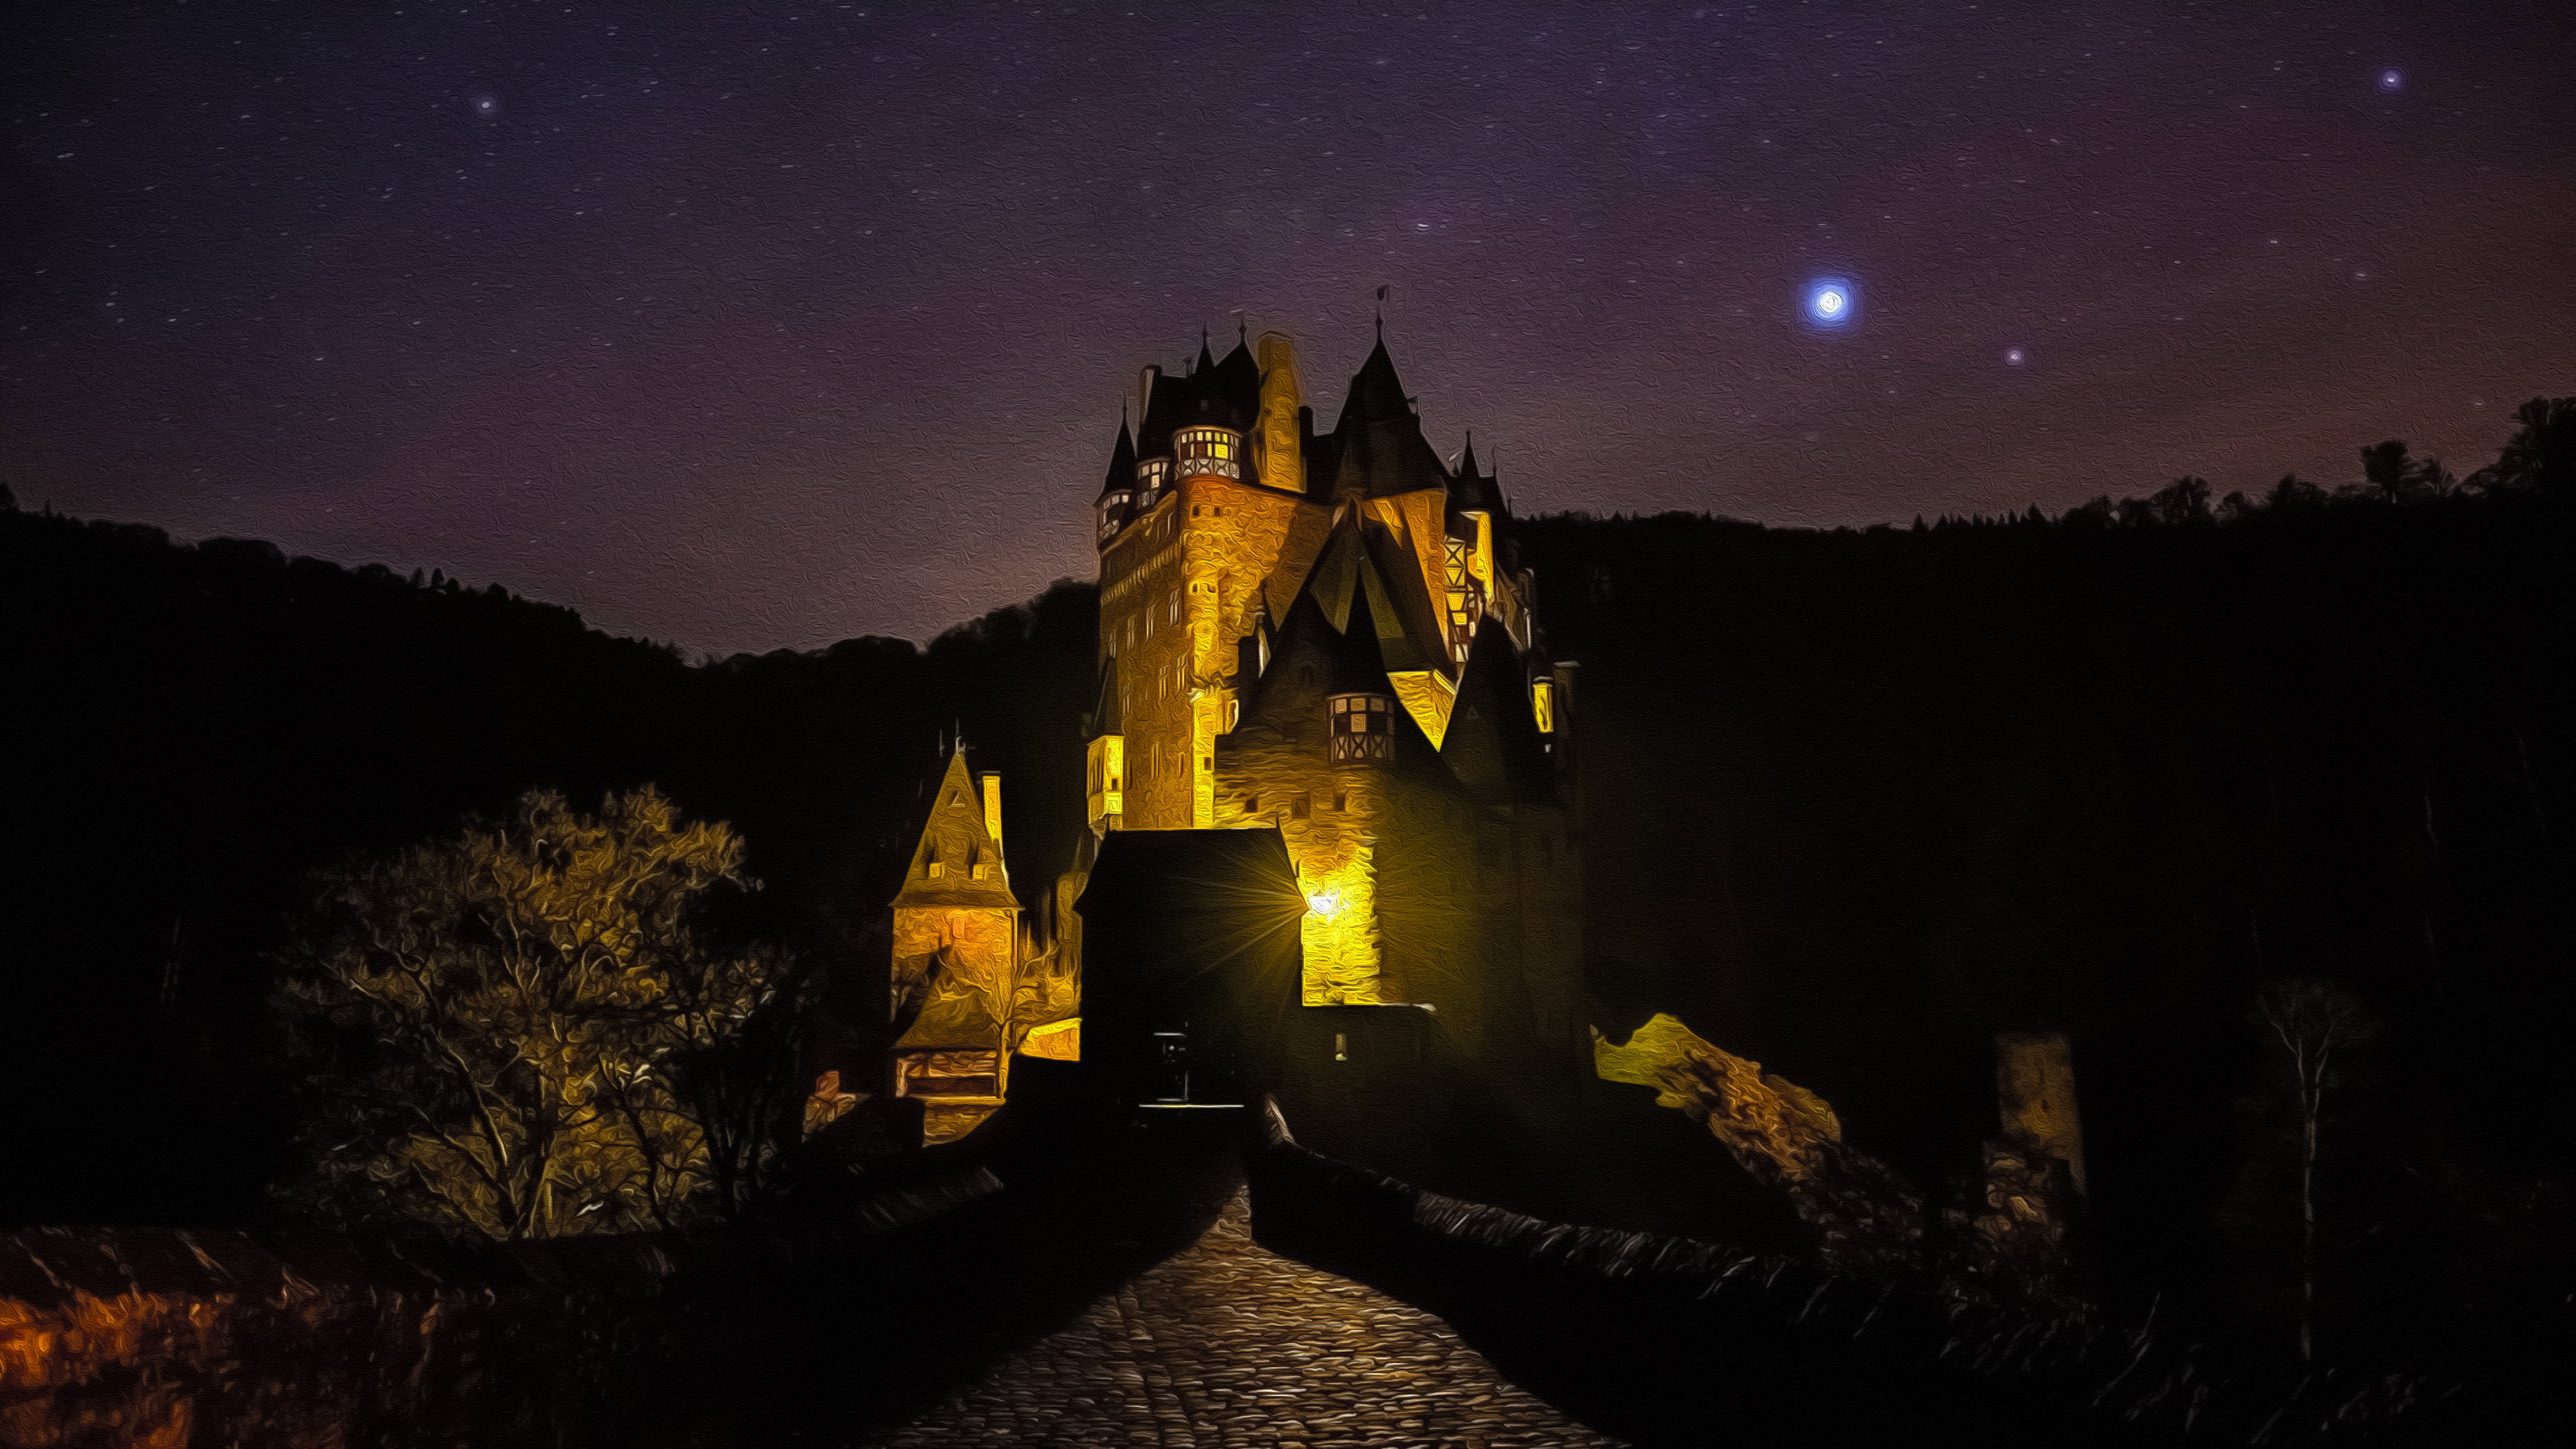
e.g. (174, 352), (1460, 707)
(863, 1190), (1625, 1448)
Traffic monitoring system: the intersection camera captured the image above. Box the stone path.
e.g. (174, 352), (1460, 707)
(862, 1190), (1626, 1448)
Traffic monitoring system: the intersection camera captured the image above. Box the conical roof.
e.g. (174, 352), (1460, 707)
(1089, 653), (1123, 738)
(1336, 337), (1413, 433)
(1440, 616), (1556, 807)
(1096, 417), (1137, 502)
(1449, 431), (1505, 515)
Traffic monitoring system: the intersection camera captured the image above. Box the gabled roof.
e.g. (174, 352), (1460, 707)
(892, 749), (1018, 910)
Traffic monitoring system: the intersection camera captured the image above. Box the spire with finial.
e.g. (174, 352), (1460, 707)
(1197, 325), (1215, 374)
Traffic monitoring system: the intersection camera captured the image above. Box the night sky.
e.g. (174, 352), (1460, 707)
(7, 1), (2573, 655)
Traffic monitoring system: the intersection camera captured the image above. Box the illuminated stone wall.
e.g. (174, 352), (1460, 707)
(1097, 499), (1195, 829)
(890, 906), (1017, 1030)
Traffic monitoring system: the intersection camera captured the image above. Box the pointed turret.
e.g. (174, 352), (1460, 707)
(1095, 415), (1140, 547)
(1097, 415), (1136, 502)
(1337, 335), (1413, 432)
(1449, 427), (1505, 517)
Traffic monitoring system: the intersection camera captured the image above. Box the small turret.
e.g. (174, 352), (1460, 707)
(1096, 415), (1138, 548)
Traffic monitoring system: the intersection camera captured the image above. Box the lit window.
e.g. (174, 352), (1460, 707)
(1328, 692), (1395, 762)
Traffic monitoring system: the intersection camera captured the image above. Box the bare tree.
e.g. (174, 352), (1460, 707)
(274, 788), (801, 1238)
(2253, 977), (2381, 1360)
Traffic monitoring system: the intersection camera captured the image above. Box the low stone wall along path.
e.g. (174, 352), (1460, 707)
(863, 1189), (1624, 1448)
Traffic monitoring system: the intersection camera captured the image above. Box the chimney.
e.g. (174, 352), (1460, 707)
(981, 773), (1004, 856)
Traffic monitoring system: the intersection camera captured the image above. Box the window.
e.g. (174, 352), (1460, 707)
(1333, 792), (1346, 811)
(926, 860), (945, 879)
(1328, 692), (1395, 762)
(1291, 791), (1311, 820)
(1247, 795), (1260, 814)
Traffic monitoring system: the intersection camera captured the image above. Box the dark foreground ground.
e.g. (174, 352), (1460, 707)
(1, 1074), (2537, 1447)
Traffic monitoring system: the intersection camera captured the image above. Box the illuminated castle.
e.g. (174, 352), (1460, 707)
(883, 323), (1585, 1141)
(1077, 325), (1587, 1093)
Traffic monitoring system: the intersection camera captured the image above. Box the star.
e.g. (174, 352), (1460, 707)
(2377, 68), (2404, 92)
(2004, 347), (2027, 366)
(1803, 276), (1859, 330)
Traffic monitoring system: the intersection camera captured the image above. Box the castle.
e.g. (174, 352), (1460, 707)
(887, 325), (1585, 1143)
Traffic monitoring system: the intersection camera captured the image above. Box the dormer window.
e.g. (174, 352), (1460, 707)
(1328, 693), (1395, 763)
(1098, 491), (1130, 543)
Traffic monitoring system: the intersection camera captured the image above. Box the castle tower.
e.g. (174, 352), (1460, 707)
(1077, 323), (1588, 1089)
(889, 745), (1022, 1144)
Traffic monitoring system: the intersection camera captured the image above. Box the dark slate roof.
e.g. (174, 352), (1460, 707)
(1335, 337), (1413, 433)
(1089, 653), (1123, 738)
(1449, 431), (1505, 516)
(1136, 339), (1265, 458)
(1440, 615), (1557, 808)
(1097, 417), (1138, 502)
(1244, 580), (1449, 780)
(1296, 513), (1452, 676)
(1076, 828), (1305, 921)
(1318, 339), (1450, 500)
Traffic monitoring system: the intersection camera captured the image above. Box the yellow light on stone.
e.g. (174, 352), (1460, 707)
(1306, 890), (1342, 920)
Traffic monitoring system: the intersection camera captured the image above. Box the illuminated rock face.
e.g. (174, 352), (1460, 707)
(1595, 1014), (1925, 1275)
(1994, 1030), (2086, 1194)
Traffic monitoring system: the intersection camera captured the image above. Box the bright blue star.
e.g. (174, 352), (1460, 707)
(2377, 68), (2403, 92)
(1803, 276), (1859, 331)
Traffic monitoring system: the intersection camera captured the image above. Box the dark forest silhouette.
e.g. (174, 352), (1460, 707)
(2, 396), (2570, 1387)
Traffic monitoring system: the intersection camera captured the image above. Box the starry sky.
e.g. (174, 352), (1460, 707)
(7, 1), (2573, 655)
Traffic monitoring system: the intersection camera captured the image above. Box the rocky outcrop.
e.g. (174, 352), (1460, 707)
(1591, 1012), (1925, 1275)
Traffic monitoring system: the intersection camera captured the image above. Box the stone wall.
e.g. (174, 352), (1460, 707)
(1244, 1097), (2456, 1446)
